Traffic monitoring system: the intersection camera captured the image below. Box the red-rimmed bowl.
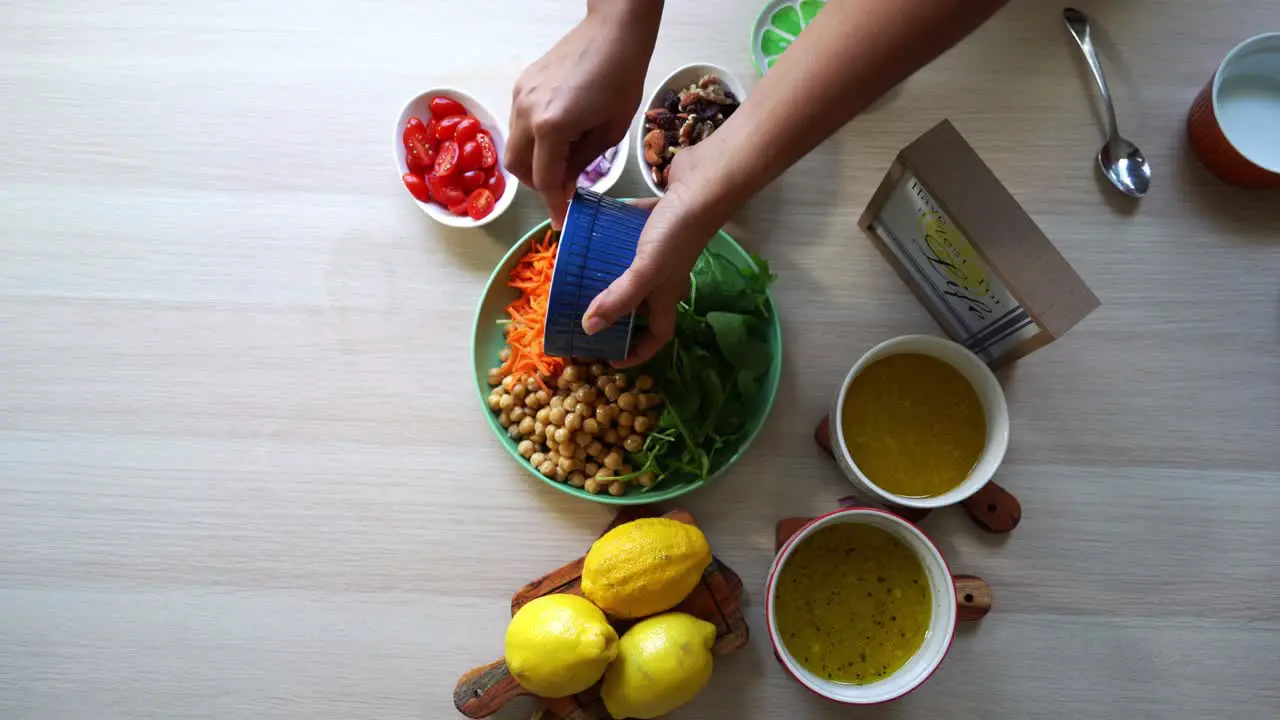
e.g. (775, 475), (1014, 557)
(765, 508), (957, 705)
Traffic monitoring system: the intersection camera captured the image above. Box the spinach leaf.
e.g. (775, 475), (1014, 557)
(707, 311), (771, 377)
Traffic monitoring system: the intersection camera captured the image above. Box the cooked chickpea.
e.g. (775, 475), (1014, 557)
(547, 450), (561, 466)
(511, 382), (527, 400)
(565, 413), (583, 432)
(517, 440), (535, 458)
(553, 427), (570, 445)
(568, 471), (587, 488)
(638, 472), (656, 488)
(584, 478), (603, 494)
(632, 415), (651, 434)
(563, 365), (584, 383)
(550, 395), (564, 411)
(523, 393), (540, 411)
(558, 456), (575, 474)
(585, 461), (600, 477)
(534, 390), (550, 406)
(604, 451), (623, 471)
(498, 411), (512, 428)
(596, 374), (611, 390)
(530, 452), (546, 468)
(583, 418), (600, 435)
(557, 374), (572, 390)
(502, 375), (517, 391)
(535, 407), (550, 424)
(554, 467), (568, 482)
(507, 424), (523, 440)
(635, 375), (654, 391)
(595, 404), (613, 425)
(603, 428), (620, 445)
(612, 373), (628, 389)
(509, 406), (526, 424)
(617, 411), (634, 428)
(574, 385), (596, 404)
(518, 417), (536, 436)
(574, 431), (592, 447)
(596, 468), (615, 481)
(558, 441), (575, 458)
(587, 441), (604, 458)
(563, 396), (579, 413)
(573, 445), (586, 461)
(533, 420), (546, 437)
(487, 394), (502, 411)
(499, 394), (515, 411)
(623, 434), (643, 453)
(538, 460), (555, 476)
(604, 383), (622, 402)
(617, 392), (637, 411)
(498, 347), (512, 362)
(487, 368), (504, 386)
(549, 407), (566, 426)
(589, 362), (607, 378)
(608, 481), (626, 497)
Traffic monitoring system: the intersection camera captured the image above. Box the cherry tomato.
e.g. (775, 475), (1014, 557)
(424, 115), (439, 141)
(486, 171), (506, 199)
(448, 201), (470, 216)
(459, 141), (484, 172)
(429, 96), (467, 119)
(454, 116), (482, 145)
(402, 173), (431, 203)
(475, 131), (498, 168)
(403, 119), (436, 174)
(436, 115), (466, 141)
(466, 188), (496, 220)
(432, 140), (459, 177)
(428, 174), (467, 206)
(459, 170), (486, 192)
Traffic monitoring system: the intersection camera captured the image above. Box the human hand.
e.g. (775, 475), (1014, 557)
(506, 3), (662, 228)
(581, 144), (732, 367)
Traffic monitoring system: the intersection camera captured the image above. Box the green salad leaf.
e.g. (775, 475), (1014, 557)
(628, 248), (776, 490)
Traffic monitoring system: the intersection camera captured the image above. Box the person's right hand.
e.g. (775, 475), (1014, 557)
(506, 3), (661, 228)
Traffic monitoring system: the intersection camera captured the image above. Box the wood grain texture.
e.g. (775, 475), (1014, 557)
(1, 1), (1278, 719)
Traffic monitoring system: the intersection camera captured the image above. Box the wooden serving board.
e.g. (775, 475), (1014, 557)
(454, 507), (748, 720)
(775, 517), (993, 622)
(814, 414), (1022, 533)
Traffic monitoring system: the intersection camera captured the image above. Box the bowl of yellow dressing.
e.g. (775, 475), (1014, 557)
(828, 335), (1009, 511)
(765, 508), (958, 704)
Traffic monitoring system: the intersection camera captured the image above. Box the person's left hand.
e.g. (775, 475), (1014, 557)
(581, 143), (730, 367)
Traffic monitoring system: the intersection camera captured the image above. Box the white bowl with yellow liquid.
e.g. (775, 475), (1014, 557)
(828, 335), (1009, 510)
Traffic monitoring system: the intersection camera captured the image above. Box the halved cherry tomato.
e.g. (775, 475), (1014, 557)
(486, 171), (506, 199)
(454, 116), (482, 145)
(402, 173), (431, 202)
(466, 188), (496, 220)
(429, 96), (467, 119)
(424, 115), (439, 141)
(428, 174), (467, 206)
(448, 201), (470, 216)
(432, 140), (459, 177)
(436, 115), (466, 141)
(475, 132), (498, 168)
(403, 119), (436, 174)
(459, 170), (486, 192)
(459, 141), (484, 172)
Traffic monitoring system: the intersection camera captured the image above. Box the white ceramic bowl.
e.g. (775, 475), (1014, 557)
(766, 508), (957, 705)
(393, 88), (517, 228)
(580, 137), (629, 195)
(635, 63), (748, 197)
(828, 335), (1010, 510)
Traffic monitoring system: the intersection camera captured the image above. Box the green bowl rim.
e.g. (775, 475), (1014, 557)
(470, 217), (783, 505)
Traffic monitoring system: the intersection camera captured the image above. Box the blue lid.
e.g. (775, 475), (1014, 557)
(544, 189), (648, 361)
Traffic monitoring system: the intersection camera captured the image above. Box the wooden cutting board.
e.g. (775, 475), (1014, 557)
(453, 507), (748, 720)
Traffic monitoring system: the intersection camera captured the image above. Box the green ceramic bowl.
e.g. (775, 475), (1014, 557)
(472, 219), (783, 504)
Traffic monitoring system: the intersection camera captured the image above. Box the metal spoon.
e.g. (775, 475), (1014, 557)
(1063, 7), (1151, 198)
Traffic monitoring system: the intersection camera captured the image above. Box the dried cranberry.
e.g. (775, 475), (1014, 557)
(687, 100), (720, 121)
(663, 130), (679, 149)
(720, 102), (738, 119)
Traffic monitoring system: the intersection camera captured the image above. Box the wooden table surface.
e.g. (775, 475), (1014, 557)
(2, 1), (1278, 718)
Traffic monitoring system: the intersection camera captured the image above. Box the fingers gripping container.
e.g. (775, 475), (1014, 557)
(544, 189), (648, 362)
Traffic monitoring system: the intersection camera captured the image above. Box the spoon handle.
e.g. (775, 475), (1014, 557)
(1063, 7), (1119, 138)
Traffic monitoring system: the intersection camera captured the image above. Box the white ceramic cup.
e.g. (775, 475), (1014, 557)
(765, 508), (957, 705)
(829, 335), (1010, 510)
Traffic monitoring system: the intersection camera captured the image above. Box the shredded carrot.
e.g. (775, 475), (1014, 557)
(499, 230), (566, 389)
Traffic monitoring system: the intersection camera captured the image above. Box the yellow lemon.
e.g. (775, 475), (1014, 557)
(503, 594), (618, 698)
(581, 518), (711, 619)
(600, 612), (717, 719)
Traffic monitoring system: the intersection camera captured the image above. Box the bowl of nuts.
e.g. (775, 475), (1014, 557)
(635, 63), (747, 196)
